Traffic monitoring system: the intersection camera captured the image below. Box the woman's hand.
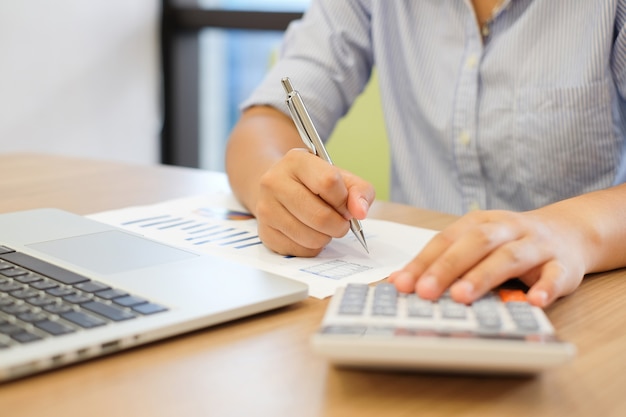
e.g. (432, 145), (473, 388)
(255, 148), (375, 257)
(388, 208), (590, 307)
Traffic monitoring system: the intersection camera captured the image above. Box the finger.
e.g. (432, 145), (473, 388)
(415, 222), (520, 300)
(288, 190), (351, 238)
(389, 215), (481, 292)
(258, 222), (328, 257)
(256, 195), (334, 254)
(341, 169), (375, 220)
(388, 231), (455, 293)
(262, 153), (350, 239)
(449, 237), (549, 304)
(296, 155), (354, 220)
(525, 261), (583, 307)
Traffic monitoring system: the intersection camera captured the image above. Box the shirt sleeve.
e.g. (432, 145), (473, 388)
(612, 1), (626, 98)
(240, 0), (374, 141)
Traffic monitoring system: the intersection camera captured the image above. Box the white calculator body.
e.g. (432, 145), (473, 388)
(312, 283), (576, 374)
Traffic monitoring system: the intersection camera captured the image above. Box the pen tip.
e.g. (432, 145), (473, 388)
(358, 232), (369, 254)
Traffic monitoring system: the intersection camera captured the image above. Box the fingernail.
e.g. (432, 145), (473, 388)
(387, 270), (402, 283)
(530, 289), (548, 306)
(359, 197), (369, 213)
(451, 280), (474, 300)
(389, 271), (411, 286)
(417, 274), (439, 297)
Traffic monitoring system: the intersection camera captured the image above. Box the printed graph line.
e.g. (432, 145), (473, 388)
(121, 215), (170, 226)
(235, 241), (263, 249)
(140, 217), (185, 228)
(187, 225), (222, 235)
(193, 231), (248, 245)
(158, 220), (196, 230)
(186, 227), (236, 241)
(117, 211), (263, 250)
(181, 223), (208, 231)
(219, 235), (259, 246)
(300, 260), (373, 280)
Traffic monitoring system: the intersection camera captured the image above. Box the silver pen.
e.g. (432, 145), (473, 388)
(281, 77), (369, 253)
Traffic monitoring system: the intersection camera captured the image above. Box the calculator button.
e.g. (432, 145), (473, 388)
(338, 304), (366, 316)
(371, 285), (397, 316)
(506, 302), (540, 331)
(338, 285), (368, 315)
(472, 299), (503, 330)
(406, 295), (434, 318)
(372, 305), (397, 316)
(499, 289), (527, 302)
(440, 300), (468, 320)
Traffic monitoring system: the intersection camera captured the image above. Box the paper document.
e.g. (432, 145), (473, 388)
(88, 194), (438, 298)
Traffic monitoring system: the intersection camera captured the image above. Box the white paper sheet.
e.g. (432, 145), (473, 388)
(87, 194), (438, 298)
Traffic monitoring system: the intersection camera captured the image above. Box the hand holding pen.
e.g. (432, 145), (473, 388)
(281, 77), (369, 253)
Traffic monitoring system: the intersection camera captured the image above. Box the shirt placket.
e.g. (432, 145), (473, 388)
(452, 16), (487, 213)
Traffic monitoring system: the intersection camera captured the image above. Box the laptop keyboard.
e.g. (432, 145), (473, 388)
(0, 245), (168, 348)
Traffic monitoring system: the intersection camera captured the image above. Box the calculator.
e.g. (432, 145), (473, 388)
(311, 283), (576, 374)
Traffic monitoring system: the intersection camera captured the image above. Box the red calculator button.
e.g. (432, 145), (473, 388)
(498, 289), (527, 303)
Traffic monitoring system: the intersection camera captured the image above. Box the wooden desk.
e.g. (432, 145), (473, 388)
(1, 153), (625, 417)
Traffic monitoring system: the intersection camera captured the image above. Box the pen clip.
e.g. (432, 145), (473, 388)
(285, 95), (318, 155)
(282, 77), (332, 162)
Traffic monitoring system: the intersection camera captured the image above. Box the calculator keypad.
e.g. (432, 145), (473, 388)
(325, 283), (552, 339)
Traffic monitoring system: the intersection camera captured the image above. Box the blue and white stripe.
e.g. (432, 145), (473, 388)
(242, 0), (626, 215)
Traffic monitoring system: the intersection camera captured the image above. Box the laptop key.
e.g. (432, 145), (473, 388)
(46, 287), (75, 297)
(0, 295), (15, 307)
(17, 312), (49, 323)
(0, 252), (89, 285)
(133, 303), (168, 315)
(0, 282), (23, 292)
(10, 288), (40, 300)
(35, 320), (75, 336)
(43, 303), (74, 314)
(82, 301), (137, 321)
(75, 281), (110, 293)
(95, 288), (128, 300)
(14, 274), (43, 284)
(113, 295), (148, 307)
(26, 295), (57, 307)
(63, 293), (93, 304)
(0, 268), (28, 277)
(12, 331), (43, 344)
(61, 310), (107, 328)
(30, 279), (58, 290)
(0, 246), (14, 255)
(2, 303), (34, 315)
(0, 322), (27, 335)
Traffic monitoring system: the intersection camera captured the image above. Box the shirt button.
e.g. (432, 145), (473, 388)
(459, 131), (471, 146)
(469, 201), (481, 211)
(466, 55), (478, 69)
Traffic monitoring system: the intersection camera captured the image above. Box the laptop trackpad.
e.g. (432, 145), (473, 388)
(27, 230), (197, 275)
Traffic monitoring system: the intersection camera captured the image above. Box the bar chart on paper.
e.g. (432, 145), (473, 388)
(121, 208), (262, 249)
(88, 194), (438, 298)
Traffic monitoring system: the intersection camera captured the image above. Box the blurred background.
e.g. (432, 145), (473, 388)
(0, 0), (389, 199)
(0, 0), (308, 168)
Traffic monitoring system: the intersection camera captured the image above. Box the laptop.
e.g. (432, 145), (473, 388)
(0, 208), (308, 382)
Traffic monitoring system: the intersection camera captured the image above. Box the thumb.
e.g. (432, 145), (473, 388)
(346, 178), (375, 220)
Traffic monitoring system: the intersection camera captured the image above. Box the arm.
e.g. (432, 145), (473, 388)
(225, 106), (374, 257)
(389, 184), (626, 307)
(225, 1), (375, 256)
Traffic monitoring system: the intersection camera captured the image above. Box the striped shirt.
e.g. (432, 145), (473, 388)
(242, 0), (626, 215)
